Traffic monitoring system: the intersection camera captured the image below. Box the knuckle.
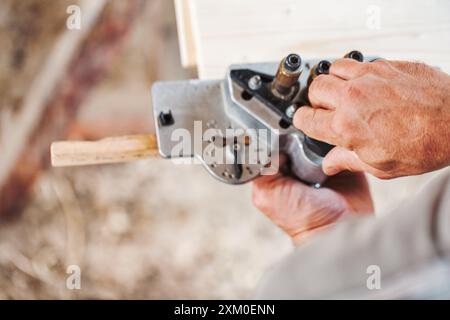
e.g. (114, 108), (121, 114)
(371, 59), (397, 76)
(372, 59), (390, 69)
(332, 58), (346, 67)
(294, 108), (308, 127)
(377, 173), (393, 180)
(344, 81), (364, 100)
(314, 74), (328, 83)
(309, 75), (327, 97)
(360, 62), (375, 74)
(331, 116), (355, 148)
(331, 115), (349, 134)
(329, 60), (342, 74)
(372, 170), (394, 180)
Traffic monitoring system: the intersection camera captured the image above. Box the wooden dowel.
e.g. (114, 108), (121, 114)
(50, 134), (159, 167)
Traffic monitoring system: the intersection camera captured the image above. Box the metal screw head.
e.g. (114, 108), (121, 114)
(317, 60), (331, 75)
(284, 53), (302, 72)
(248, 75), (262, 90)
(285, 105), (297, 118)
(345, 50), (364, 62)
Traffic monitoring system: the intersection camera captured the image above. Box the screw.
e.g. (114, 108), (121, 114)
(248, 75), (262, 90)
(284, 53), (302, 72)
(158, 110), (174, 126)
(308, 60), (331, 85)
(344, 50), (364, 62)
(285, 105), (297, 118)
(272, 53), (303, 98)
(316, 60), (331, 75)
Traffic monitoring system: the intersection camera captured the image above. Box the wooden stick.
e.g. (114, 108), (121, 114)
(51, 134), (159, 167)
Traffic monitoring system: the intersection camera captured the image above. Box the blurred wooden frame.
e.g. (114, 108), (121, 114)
(175, 0), (450, 79)
(174, 0), (197, 68)
(0, 0), (145, 218)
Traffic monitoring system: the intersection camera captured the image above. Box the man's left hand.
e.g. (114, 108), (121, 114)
(252, 167), (374, 245)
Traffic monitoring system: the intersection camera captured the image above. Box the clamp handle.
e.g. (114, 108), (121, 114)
(50, 134), (158, 167)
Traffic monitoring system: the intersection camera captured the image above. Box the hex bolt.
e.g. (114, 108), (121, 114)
(308, 60), (331, 86)
(344, 50), (364, 62)
(272, 53), (303, 98)
(285, 105), (297, 118)
(248, 75), (262, 90)
(284, 54), (302, 72)
(316, 60), (331, 74)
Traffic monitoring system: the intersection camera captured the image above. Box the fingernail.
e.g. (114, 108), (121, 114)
(324, 166), (337, 176)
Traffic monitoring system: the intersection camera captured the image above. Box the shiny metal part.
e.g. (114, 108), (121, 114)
(151, 54), (376, 185)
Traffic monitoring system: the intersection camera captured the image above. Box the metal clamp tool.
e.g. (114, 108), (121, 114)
(152, 51), (372, 185)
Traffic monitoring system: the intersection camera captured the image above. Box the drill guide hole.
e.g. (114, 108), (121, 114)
(288, 55), (299, 65)
(279, 118), (291, 129)
(241, 90), (253, 101)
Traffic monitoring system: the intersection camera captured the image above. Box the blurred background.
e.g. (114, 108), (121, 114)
(0, 0), (449, 299)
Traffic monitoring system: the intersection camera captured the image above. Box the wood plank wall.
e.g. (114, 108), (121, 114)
(177, 0), (450, 79)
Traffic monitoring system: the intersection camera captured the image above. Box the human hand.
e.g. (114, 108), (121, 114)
(294, 59), (450, 179)
(252, 161), (373, 245)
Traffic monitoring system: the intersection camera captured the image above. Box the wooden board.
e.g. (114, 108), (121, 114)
(174, 0), (197, 67)
(179, 0), (450, 79)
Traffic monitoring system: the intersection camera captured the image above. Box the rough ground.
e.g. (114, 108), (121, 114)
(0, 160), (291, 299)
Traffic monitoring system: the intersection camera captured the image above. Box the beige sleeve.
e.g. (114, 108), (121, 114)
(254, 171), (450, 299)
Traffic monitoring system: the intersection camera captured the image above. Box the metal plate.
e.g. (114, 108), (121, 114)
(151, 80), (262, 184)
(151, 57), (377, 185)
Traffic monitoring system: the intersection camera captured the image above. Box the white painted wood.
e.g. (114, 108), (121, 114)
(179, 0), (450, 213)
(174, 0), (197, 67)
(187, 0), (450, 79)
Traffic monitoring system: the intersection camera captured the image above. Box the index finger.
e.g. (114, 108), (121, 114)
(308, 74), (346, 110)
(293, 106), (339, 146)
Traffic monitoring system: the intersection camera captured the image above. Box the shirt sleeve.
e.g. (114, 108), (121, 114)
(253, 170), (450, 299)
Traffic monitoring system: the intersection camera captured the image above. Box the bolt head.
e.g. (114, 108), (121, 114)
(317, 60), (331, 75)
(346, 50), (364, 62)
(248, 75), (262, 90)
(285, 105), (297, 118)
(284, 54), (302, 72)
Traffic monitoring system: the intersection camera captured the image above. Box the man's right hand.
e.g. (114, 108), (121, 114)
(294, 59), (450, 179)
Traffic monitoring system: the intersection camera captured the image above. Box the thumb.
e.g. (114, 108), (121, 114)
(322, 147), (367, 176)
